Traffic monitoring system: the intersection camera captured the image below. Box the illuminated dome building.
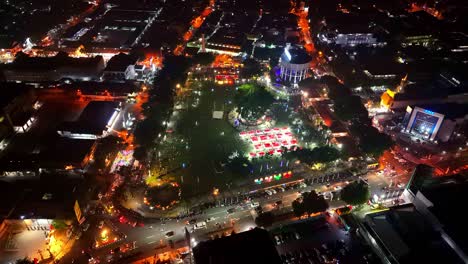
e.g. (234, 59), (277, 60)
(279, 44), (312, 84)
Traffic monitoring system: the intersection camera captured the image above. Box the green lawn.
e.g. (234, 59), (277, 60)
(157, 82), (248, 197)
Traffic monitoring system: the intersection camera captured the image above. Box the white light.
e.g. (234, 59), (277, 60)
(284, 48), (291, 61)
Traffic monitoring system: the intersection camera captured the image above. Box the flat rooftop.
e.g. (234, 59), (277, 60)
(4, 53), (103, 72)
(420, 177), (468, 256)
(57, 101), (120, 135)
(60, 9), (156, 50)
(193, 228), (281, 264)
(364, 204), (463, 264)
(415, 103), (468, 120)
(0, 83), (33, 109)
(281, 46), (312, 64)
(104, 53), (139, 72)
(0, 137), (96, 172)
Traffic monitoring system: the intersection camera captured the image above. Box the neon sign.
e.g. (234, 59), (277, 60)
(254, 171), (293, 184)
(423, 109), (435, 115)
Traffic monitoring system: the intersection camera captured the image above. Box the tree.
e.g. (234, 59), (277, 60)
(292, 199), (305, 217)
(283, 146), (340, 165)
(298, 77), (321, 90)
(234, 83), (275, 120)
(133, 146), (147, 161)
(350, 123), (394, 158)
(312, 146), (341, 163)
(226, 156), (252, 177)
(255, 212), (274, 227)
(292, 191), (328, 217)
(340, 180), (371, 205)
(240, 58), (262, 78)
(333, 95), (368, 121)
(15, 258), (34, 264)
(94, 135), (120, 168)
(192, 52), (215, 66)
(51, 219), (68, 230)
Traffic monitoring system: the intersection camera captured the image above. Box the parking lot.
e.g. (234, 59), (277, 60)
(270, 215), (379, 264)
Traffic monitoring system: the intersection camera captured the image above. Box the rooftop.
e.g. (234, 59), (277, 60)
(419, 177), (468, 255)
(0, 175), (86, 219)
(364, 204), (463, 264)
(415, 103), (468, 120)
(57, 101), (120, 135)
(0, 83), (33, 109)
(6, 52), (103, 72)
(0, 138), (96, 172)
(193, 228), (281, 264)
(281, 46), (312, 64)
(104, 53), (139, 72)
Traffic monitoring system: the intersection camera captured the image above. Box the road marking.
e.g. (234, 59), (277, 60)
(148, 240), (157, 244)
(146, 235), (155, 239)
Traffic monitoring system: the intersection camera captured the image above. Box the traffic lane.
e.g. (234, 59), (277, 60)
(81, 177), (385, 261)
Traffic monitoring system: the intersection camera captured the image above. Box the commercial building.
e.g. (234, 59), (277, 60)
(193, 228), (281, 264)
(401, 103), (468, 142)
(319, 33), (379, 47)
(59, 9), (159, 53)
(0, 138), (97, 178)
(359, 166), (468, 264)
(0, 84), (37, 150)
(317, 14), (384, 48)
(204, 30), (244, 56)
(57, 101), (121, 140)
(63, 81), (140, 101)
(278, 44), (312, 84)
(101, 53), (139, 81)
(2, 53), (105, 83)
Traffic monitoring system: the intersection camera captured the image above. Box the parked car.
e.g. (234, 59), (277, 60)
(82, 223), (90, 231)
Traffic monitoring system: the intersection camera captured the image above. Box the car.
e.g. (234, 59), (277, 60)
(98, 221), (104, 229)
(250, 202), (259, 208)
(227, 208), (235, 214)
(294, 232), (301, 240)
(265, 190), (272, 195)
(397, 183), (405, 188)
(270, 189), (277, 194)
(193, 221), (207, 230)
(82, 223), (90, 231)
(75, 231), (82, 240)
(274, 235), (281, 245)
(165, 231), (174, 238)
(206, 217), (215, 223)
(189, 219), (197, 225)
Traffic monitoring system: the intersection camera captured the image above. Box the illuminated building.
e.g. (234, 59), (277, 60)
(360, 169), (468, 264)
(57, 101), (121, 140)
(402, 104), (468, 142)
(204, 30), (243, 56)
(0, 84), (37, 149)
(102, 53), (139, 81)
(59, 9), (159, 52)
(317, 14), (384, 48)
(2, 53), (105, 83)
(319, 33), (379, 47)
(401, 34), (437, 48)
(278, 44), (311, 84)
